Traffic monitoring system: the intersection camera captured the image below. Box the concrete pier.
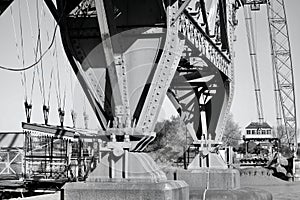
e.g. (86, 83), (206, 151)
(164, 168), (272, 200)
(62, 152), (190, 200)
(62, 181), (189, 200)
(165, 168), (240, 190)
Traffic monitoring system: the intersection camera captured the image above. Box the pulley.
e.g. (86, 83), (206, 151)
(58, 107), (65, 127)
(43, 105), (49, 125)
(83, 111), (89, 129)
(24, 100), (32, 123)
(71, 109), (77, 128)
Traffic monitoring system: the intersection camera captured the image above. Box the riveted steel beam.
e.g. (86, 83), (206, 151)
(178, 12), (231, 77)
(136, 2), (184, 132)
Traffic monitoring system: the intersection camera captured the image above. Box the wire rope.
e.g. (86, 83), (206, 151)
(54, 33), (62, 108)
(18, 0), (27, 94)
(10, 4), (26, 99)
(25, 0), (38, 104)
(35, 0), (46, 105)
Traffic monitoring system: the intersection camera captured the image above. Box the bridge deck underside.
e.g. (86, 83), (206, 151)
(51, 0), (233, 145)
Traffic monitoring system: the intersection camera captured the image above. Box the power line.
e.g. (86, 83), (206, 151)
(0, 23), (59, 72)
(0, 1), (64, 72)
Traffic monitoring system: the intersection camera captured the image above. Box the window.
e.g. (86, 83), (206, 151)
(262, 130), (266, 135)
(247, 130), (251, 135)
(252, 130), (256, 134)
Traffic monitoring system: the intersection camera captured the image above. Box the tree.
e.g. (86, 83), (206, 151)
(275, 125), (289, 145)
(146, 116), (192, 166)
(274, 125), (295, 157)
(222, 113), (242, 149)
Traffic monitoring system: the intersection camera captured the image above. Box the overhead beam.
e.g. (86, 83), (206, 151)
(0, 0), (13, 16)
(172, 0), (192, 25)
(94, 0), (123, 116)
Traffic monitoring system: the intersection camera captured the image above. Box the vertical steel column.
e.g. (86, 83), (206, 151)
(267, 0), (297, 151)
(244, 6), (265, 124)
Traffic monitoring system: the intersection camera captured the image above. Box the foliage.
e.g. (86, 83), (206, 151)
(279, 145), (293, 158)
(247, 141), (257, 154)
(274, 125), (295, 157)
(222, 113), (242, 149)
(236, 143), (246, 154)
(146, 116), (192, 167)
(146, 113), (242, 166)
(275, 125), (289, 145)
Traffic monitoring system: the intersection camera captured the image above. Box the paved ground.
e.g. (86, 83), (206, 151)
(10, 175), (300, 200)
(11, 193), (60, 200)
(241, 175), (300, 200)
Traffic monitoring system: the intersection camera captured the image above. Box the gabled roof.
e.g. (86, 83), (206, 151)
(245, 122), (272, 129)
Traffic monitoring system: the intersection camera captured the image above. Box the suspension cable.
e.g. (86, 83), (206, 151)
(53, 32), (64, 126)
(36, 0), (46, 105)
(11, 1), (33, 122)
(69, 66), (77, 127)
(17, 0), (28, 102)
(54, 35), (61, 108)
(26, 0), (38, 104)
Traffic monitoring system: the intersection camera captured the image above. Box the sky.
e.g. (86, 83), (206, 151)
(0, 1), (299, 134)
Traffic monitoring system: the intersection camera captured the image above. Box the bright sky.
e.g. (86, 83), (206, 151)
(0, 1), (299, 133)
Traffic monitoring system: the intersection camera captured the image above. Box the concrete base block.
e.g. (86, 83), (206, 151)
(62, 180), (189, 200)
(165, 168), (240, 190)
(189, 187), (272, 200)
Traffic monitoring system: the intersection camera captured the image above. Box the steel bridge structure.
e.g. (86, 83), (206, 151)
(0, 0), (298, 189)
(41, 0), (240, 181)
(44, 0), (237, 149)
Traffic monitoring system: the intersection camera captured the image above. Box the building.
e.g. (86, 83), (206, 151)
(241, 122), (278, 166)
(244, 122), (273, 140)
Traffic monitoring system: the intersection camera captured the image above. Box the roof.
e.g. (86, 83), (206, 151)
(0, 132), (24, 148)
(245, 122), (272, 129)
(22, 122), (103, 140)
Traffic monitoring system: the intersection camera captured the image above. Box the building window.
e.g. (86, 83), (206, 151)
(267, 130), (271, 135)
(247, 130), (251, 135)
(262, 130), (266, 135)
(252, 130), (256, 134)
(257, 128), (262, 134)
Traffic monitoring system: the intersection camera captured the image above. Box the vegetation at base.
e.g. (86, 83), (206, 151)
(222, 113), (242, 150)
(146, 116), (191, 167)
(146, 113), (243, 167)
